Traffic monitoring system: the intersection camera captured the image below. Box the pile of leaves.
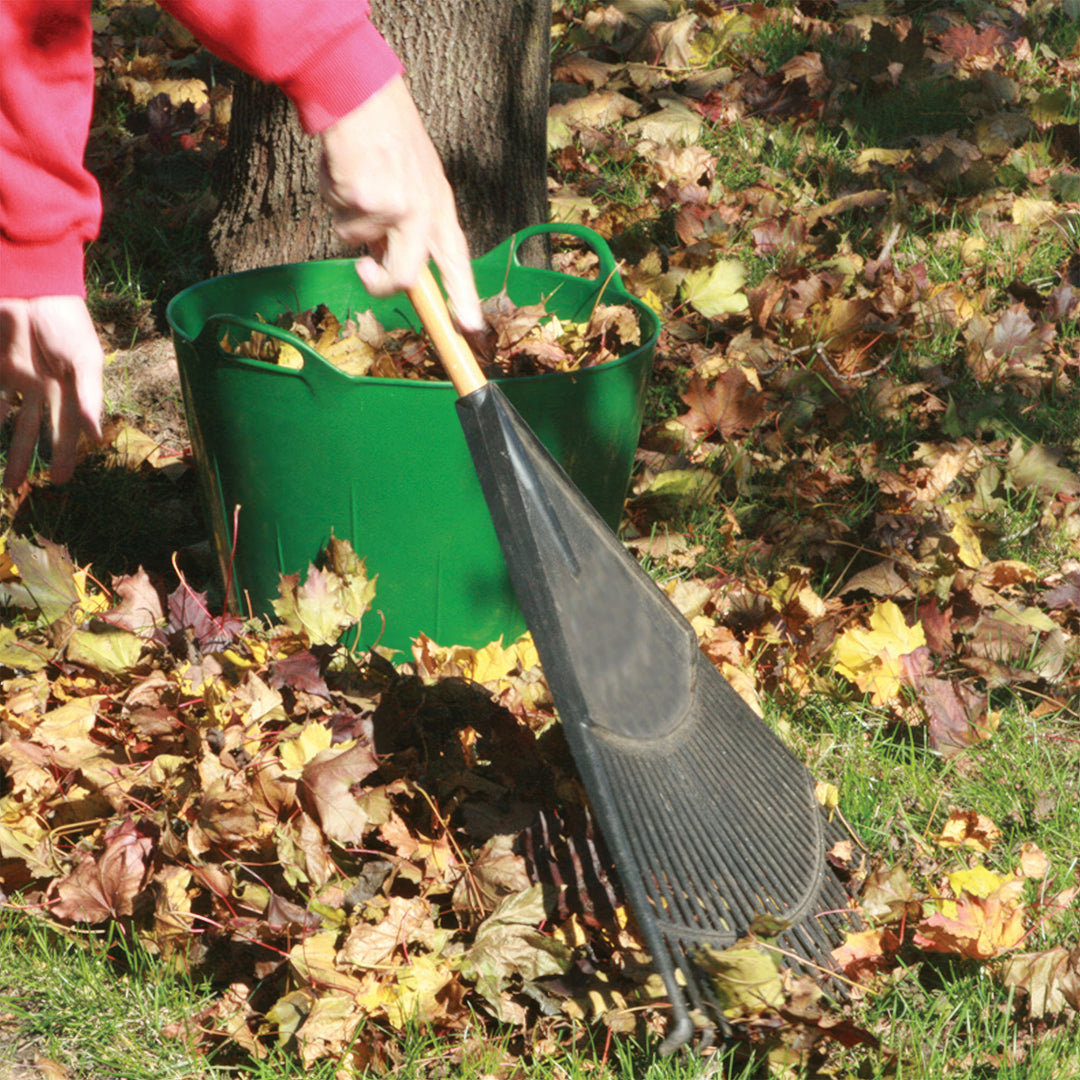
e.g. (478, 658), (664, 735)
(5, 0), (1080, 1073)
(0, 533), (664, 1070)
(220, 293), (642, 381)
(0, 524), (1077, 1072)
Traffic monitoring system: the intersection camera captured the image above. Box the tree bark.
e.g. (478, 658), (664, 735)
(372, 0), (551, 260)
(208, 0), (550, 275)
(208, 76), (344, 274)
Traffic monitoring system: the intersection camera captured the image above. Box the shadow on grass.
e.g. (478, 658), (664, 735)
(2, 450), (213, 601)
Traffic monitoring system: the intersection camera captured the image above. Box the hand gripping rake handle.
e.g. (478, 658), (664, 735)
(407, 268), (487, 397)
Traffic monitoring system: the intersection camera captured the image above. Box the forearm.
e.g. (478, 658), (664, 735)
(0, 0), (100, 298)
(159, 0), (403, 132)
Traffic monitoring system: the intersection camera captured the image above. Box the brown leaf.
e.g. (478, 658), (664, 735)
(840, 561), (914, 600)
(937, 24), (1006, 68)
(911, 673), (992, 757)
(1043, 571), (1080, 611)
(859, 862), (920, 924)
(276, 811), (335, 890)
(105, 568), (164, 636)
(194, 775), (269, 852)
(294, 993), (365, 1070)
(298, 741), (381, 845)
(585, 303), (640, 347)
(805, 189), (887, 229)
(677, 369), (766, 441)
(339, 895), (437, 970)
(780, 51), (828, 95)
(547, 90), (641, 130)
(453, 833), (532, 917)
(917, 599), (954, 656)
(553, 54), (618, 89)
(50, 818), (153, 922)
(1001, 946), (1080, 1019)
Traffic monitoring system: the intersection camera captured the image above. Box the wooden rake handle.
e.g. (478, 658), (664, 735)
(407, 267), (487, 397)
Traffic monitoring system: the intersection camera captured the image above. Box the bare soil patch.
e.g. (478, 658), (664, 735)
(103, 336), (190, 455)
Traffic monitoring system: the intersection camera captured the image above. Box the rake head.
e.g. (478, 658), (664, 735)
(563, 648), (858, 1051)
(456, 383), (859, 1051)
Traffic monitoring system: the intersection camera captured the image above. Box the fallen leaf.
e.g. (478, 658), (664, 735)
(913, 866), (1025, 960)
(832, 927), (899, 978)
(50, 819), (154, 923)
(677, 368), (766, 441)
(298, 741), (381, 845)
(936, 808), (1001, 853)
(694, 942), (784, 1019)
(339, 895), (438, 970)
(106, 568), (165, 636)
(458, 885), (571, 1019)
(1001, 947), (1080, 1019)
(1018, 842), (1050, 880)
(66, 625), (145, 675)
(680, 259), (749, 317)
(833, 601), (927, 705)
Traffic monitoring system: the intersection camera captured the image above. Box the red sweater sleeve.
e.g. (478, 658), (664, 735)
(160, 1), (403, 135)
(0, 1), (99, 297)
(0, 0), (402, 299)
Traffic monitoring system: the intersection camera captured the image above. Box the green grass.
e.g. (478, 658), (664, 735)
(746, 15), (812, 74)
(0, 908), (782, 1080)
(5, 1), (1080, 1076)
(0, 913), (221, 1079)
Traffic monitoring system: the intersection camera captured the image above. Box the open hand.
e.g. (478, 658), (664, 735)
(0, 296), (105, 489)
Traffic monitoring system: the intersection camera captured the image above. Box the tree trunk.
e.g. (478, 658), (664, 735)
(372, 0), (551, 260)
(209, 0), (550, 275)
(208, 76), (344, 274)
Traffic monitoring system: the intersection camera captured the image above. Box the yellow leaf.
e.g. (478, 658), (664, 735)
(694, 943), (784, 1019)
(0, 625), (49, 672)
(832, 600), (926, 704)
(937, 808), (1001, 852)
(815, 781), (840, 812)
(994, 598), (1058, 633)
(961, 236), (987, 266)
(280, 722), (334, 774)
(640, 288), (665, 313)
(948, 512), (984, 569)
(358, 954), (457, 1030)
(680, 260), (748, 317)
(289, 932), (365, 995)
(507, 633), (540, 673)
(1011, 197), (1056, 228)
(853, 147), (912, 173)
(65, 626), (144, 675)
(624, 102), (704, 145)
(949, 864), (1015, 900)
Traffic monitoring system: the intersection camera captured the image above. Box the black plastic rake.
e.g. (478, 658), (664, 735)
(409, 270), (855, 1050)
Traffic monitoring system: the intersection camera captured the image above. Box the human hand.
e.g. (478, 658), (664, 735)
(318, 74), (484, 333)
(0, 297), (105, 489)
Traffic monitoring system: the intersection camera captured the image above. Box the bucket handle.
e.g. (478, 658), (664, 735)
(504, 223), (620, 281)
(196, 312), (356, 393)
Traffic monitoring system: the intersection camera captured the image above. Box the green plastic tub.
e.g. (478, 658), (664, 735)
(167, 223), (659, 653)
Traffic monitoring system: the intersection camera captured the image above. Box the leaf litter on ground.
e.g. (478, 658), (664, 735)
(3, 0), (1080, 1074)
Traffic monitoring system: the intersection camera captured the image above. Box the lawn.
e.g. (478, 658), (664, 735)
(2, 1), (1079, 1077)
